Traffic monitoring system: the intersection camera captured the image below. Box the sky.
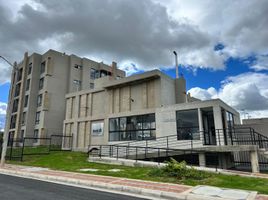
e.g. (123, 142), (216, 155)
(0, 0), (268, 130)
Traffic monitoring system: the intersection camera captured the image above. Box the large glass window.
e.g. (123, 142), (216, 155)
(226, 111), (234, 129)
(109, 114), (155, 141)
(176, 109), (200, 140)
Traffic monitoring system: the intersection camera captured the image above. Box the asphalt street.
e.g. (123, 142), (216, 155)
(0, 174), (148, 200)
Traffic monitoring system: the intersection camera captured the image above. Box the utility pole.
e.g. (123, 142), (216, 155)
(173, 51), (179, 78)
(0, 56), (16, 167)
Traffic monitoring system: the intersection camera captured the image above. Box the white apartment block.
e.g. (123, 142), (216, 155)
(5, 49), (125, 143)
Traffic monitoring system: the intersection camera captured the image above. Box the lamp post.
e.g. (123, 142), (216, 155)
(173, 51), (179, 78)
(0, 55), (16, 167)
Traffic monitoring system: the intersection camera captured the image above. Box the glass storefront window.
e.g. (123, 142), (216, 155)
(109, 113), (156, 141)
(176, 109), (200, 140)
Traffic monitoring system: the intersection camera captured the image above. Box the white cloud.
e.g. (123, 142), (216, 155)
(1, 0), (267, 84)
(0, 102), (7, 130)
(156, 0), (268, 68)
(0, 102), (7, 115)
(250, 55), (268, 71)
(188, 72), (268, 118)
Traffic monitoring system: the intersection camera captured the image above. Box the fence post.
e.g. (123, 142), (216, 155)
(21, 138), (25, 162)
(135, 147), (138, 162)
(116, 146), (119, 160)
(166, 136), (169, 149)
(99, 145), (102, 158)
(9, 138), (13, 161)
(158, 148), (160, 164)
(48, 136), (52, 152)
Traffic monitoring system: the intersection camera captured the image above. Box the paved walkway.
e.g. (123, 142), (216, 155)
(0, 164), (267, 200)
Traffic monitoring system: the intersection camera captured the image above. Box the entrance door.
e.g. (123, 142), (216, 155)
(202, 111), (216, 145)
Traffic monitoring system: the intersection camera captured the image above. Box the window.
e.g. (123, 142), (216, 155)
(35, 111), (41, 124)
(90, 68), (96, 79)
(12, 99), (19, 113)
(26, 79), (30, 91)
(226, 111), (234, 129)
(40, 61), (46, 74)
(28, 63), (32, 75)
(17, 68), (23, 82)
(176, 109), (199, 140)
(24, 95), (29, 107)
(109, 114), (156, 141)
(37, 94), (43, 107)
(74, 64), (82, 69)
(116, 76), (121, 80)
(90, 83), (94, 89)
(33, 129), (39, 143)
(73, 79), (81, 85)
(73, 80), (81, 90)
(10, 115), (17, 129)
(21, 112), (26, 125)
(14, 83), (21, 97)
(39, 78), (44, 90)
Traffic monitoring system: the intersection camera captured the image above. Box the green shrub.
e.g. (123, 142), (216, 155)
(149, 158), (210, 180)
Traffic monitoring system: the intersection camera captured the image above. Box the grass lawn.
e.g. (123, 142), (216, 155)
(7, 151), (268, 194)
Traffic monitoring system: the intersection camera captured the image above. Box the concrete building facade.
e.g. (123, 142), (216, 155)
(5, 50), (125, 143)
(63, 70), (240, 151)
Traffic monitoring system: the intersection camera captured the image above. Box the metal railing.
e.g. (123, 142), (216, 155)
(4, 134), (73, 161)
(89, 127), (268, 170)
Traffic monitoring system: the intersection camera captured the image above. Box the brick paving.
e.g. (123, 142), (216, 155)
(1, 164), (268, 199)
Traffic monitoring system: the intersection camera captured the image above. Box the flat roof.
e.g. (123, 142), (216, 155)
(103, 69), (172, 89)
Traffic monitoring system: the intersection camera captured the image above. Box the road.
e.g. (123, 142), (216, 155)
(0, 174), (148, 200)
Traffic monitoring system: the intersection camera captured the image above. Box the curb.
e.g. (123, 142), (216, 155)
(0, 168), (187, 200)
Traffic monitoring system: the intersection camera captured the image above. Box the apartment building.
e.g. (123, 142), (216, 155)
(5, 49), (125, 143)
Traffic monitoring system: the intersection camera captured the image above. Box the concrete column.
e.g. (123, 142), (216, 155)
(198, 108), (204, 142)
(72, 95), (80, 149)
(198, 153), (206, 167)
(213, 105), (224, 146)
(250, 150), (260, 173)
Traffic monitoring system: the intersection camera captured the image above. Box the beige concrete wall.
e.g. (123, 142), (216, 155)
(243, 118), (268, 137)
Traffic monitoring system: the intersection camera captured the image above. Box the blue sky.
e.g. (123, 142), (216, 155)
(1, 0), (268, 130)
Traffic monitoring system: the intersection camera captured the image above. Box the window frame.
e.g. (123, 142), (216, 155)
(109, 113), (156, 141)
(24, 95), (29, 108)
(35, 111), (41, 124)
(37, 94), (43, 107)
(39, 77), (44, 90)
(40, 61), (46, 74)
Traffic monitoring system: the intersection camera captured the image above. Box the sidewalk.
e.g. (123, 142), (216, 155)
(0, 164), (267, 200)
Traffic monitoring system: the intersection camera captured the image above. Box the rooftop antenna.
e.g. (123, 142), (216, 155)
(173, 51), (179, 78)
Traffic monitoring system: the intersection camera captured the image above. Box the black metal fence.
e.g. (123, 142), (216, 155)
(89, 127), (268, 172)
(2, 134), (72, 161)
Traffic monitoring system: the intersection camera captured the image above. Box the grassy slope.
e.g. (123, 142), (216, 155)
(8, 151), (268, 194)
